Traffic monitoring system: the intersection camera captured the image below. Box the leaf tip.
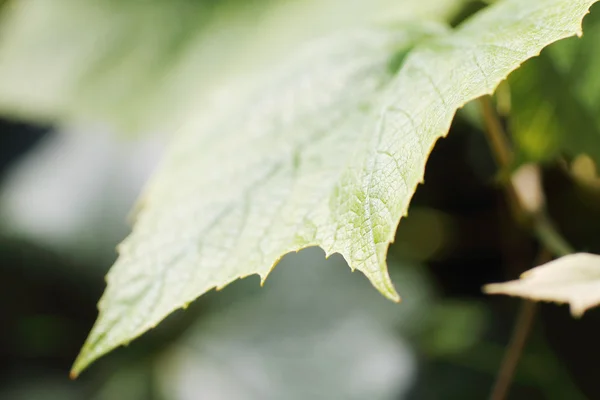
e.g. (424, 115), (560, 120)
(259, 272), (269, 287)
(323, 248), (336, 260)
(373, 278), (401, 303)
(70, 331), (125, 379)
(570, 306), (586, 318)
(70, 318), (124, 379)
(570, 298), (596, 318)
(481, 283), (498, 294)
(369, 270), (401, 303)
(69, 351), (92, 380)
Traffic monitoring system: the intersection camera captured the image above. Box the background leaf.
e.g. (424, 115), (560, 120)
(509, 3), (600, 166)
(0, 0), (469, 133)
(484, 253), (600, 317)
(72, 0), (599, 376)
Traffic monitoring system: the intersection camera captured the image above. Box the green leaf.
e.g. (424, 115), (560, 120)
(484, 253), (600, 317)
(72, 0), (598, 377)
(509, 3), (600, 166)
(509, 53), (600, 164)
(0, 0), (467, 132)
(548, 3), (600, 112)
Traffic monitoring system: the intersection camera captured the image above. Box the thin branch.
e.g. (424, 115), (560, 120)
(488, 249), (551, 400)
(480, 96), (513, 168)
(489, 300), (537, 400)
(479, 96), (523, 221)
(478, 96), (574, 257)
(478, 96), (575, 400)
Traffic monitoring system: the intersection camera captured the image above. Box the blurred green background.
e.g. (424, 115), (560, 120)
(4, 114), (600, 399)
(2, 0), (600, 399)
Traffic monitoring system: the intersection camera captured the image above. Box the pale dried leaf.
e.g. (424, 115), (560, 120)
(485, 253), (600, 317)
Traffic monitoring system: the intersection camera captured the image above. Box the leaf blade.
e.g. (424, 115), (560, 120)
(73, 0), (599, 376)
(71, 26), (436, 376)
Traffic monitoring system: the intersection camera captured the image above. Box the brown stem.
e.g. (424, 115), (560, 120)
(489, 300), (537, 400)
(478, 96), (574, 400)
(479, 96), (574, 257)
(479, 97), (523, 221)
(480, 96), (513, 168)
(488, 249), (551, 400)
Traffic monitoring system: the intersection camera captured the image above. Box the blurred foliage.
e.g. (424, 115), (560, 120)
(510, 3), (600, 167)
(0, 118), (593, 398)
(0, 126), (164, 261)
(0, 0), (469, 132)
